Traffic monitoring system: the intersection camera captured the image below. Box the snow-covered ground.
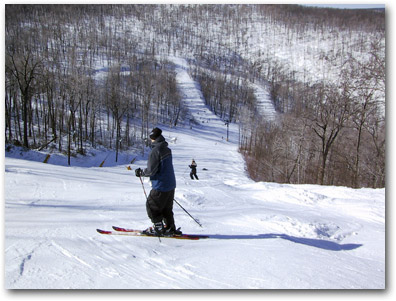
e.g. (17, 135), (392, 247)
(250, 82), (278, 121)
(4, 58), (385, 290)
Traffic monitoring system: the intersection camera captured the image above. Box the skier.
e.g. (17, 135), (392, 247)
(135, 127), (181, 236)
(189, 159), (199, 180)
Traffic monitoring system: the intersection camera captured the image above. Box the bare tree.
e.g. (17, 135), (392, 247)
(6, 49), (42, 148)
(308, 84), (351, 185)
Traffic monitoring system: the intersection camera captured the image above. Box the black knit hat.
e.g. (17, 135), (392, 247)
(149, 127), (162, 140)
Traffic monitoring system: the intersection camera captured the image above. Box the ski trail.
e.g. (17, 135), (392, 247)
(176, 58), (278, 122)
(168, 56), (244, 179)
(250, 82), (278, 121)
(169, 56), (226, 129)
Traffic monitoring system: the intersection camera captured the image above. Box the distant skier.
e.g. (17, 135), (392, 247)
(135, 127), (181, 236)
(189, 159), (199, 180)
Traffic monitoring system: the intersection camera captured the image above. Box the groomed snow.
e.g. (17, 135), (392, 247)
(4, 58), (385, 290)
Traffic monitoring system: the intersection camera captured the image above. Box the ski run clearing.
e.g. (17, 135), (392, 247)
(4, 58), (385, 290)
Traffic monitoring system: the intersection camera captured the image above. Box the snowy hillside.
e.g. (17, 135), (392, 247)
(4, 58), (385, 289)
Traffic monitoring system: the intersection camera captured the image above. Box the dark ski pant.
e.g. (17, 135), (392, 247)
(146, 189), (175, 228)
(190, 172), (199, 180)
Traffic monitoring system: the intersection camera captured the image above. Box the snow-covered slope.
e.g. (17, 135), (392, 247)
(250, 82), (278, 121)
(4, 58), (385, 289)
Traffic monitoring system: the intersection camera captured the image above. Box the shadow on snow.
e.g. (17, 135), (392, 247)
(201, 233), (362, 251)
(7, 203), (362, 251)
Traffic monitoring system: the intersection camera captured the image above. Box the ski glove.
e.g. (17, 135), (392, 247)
(135, 168), (143, 177)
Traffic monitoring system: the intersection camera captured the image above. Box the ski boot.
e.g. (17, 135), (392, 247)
(142, 221), (165, 236)
(153, 221), (165, 236)
(163, 225), (182, 237)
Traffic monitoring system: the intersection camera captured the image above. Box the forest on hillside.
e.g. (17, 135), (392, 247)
(5, 4), (385, 187)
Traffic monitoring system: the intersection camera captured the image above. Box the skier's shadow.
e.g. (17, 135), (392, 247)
(203, 233), (362, 251)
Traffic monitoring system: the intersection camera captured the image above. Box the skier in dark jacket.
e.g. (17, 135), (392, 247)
(135, 127), (181, 236)
(189, 159), (199, 180)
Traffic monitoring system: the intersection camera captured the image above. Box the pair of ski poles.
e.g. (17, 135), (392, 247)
(138, 175), (203, 228)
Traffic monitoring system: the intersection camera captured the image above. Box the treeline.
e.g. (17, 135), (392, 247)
(5, 4), (183, 163)
(5, 4), (385, 187)
(241, 40), (385, 188)
(5, 48), (181, 160)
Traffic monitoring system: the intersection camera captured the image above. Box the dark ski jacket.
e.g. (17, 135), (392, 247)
(189, 162), (197, 173)
(142, 135), (176, 192)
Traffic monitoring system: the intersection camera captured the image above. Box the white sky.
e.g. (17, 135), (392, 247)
(302, 4), (385, 9)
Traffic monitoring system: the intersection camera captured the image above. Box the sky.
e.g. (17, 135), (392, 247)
(302, 4), (385, 9)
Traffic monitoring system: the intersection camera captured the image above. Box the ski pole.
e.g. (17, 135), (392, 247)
(138, 175), (148, 200)
(183, 166), (189, 176)
(173, 199), (203, 227)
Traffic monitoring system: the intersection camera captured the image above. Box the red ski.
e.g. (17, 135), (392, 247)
(96, 226), (209, 240)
